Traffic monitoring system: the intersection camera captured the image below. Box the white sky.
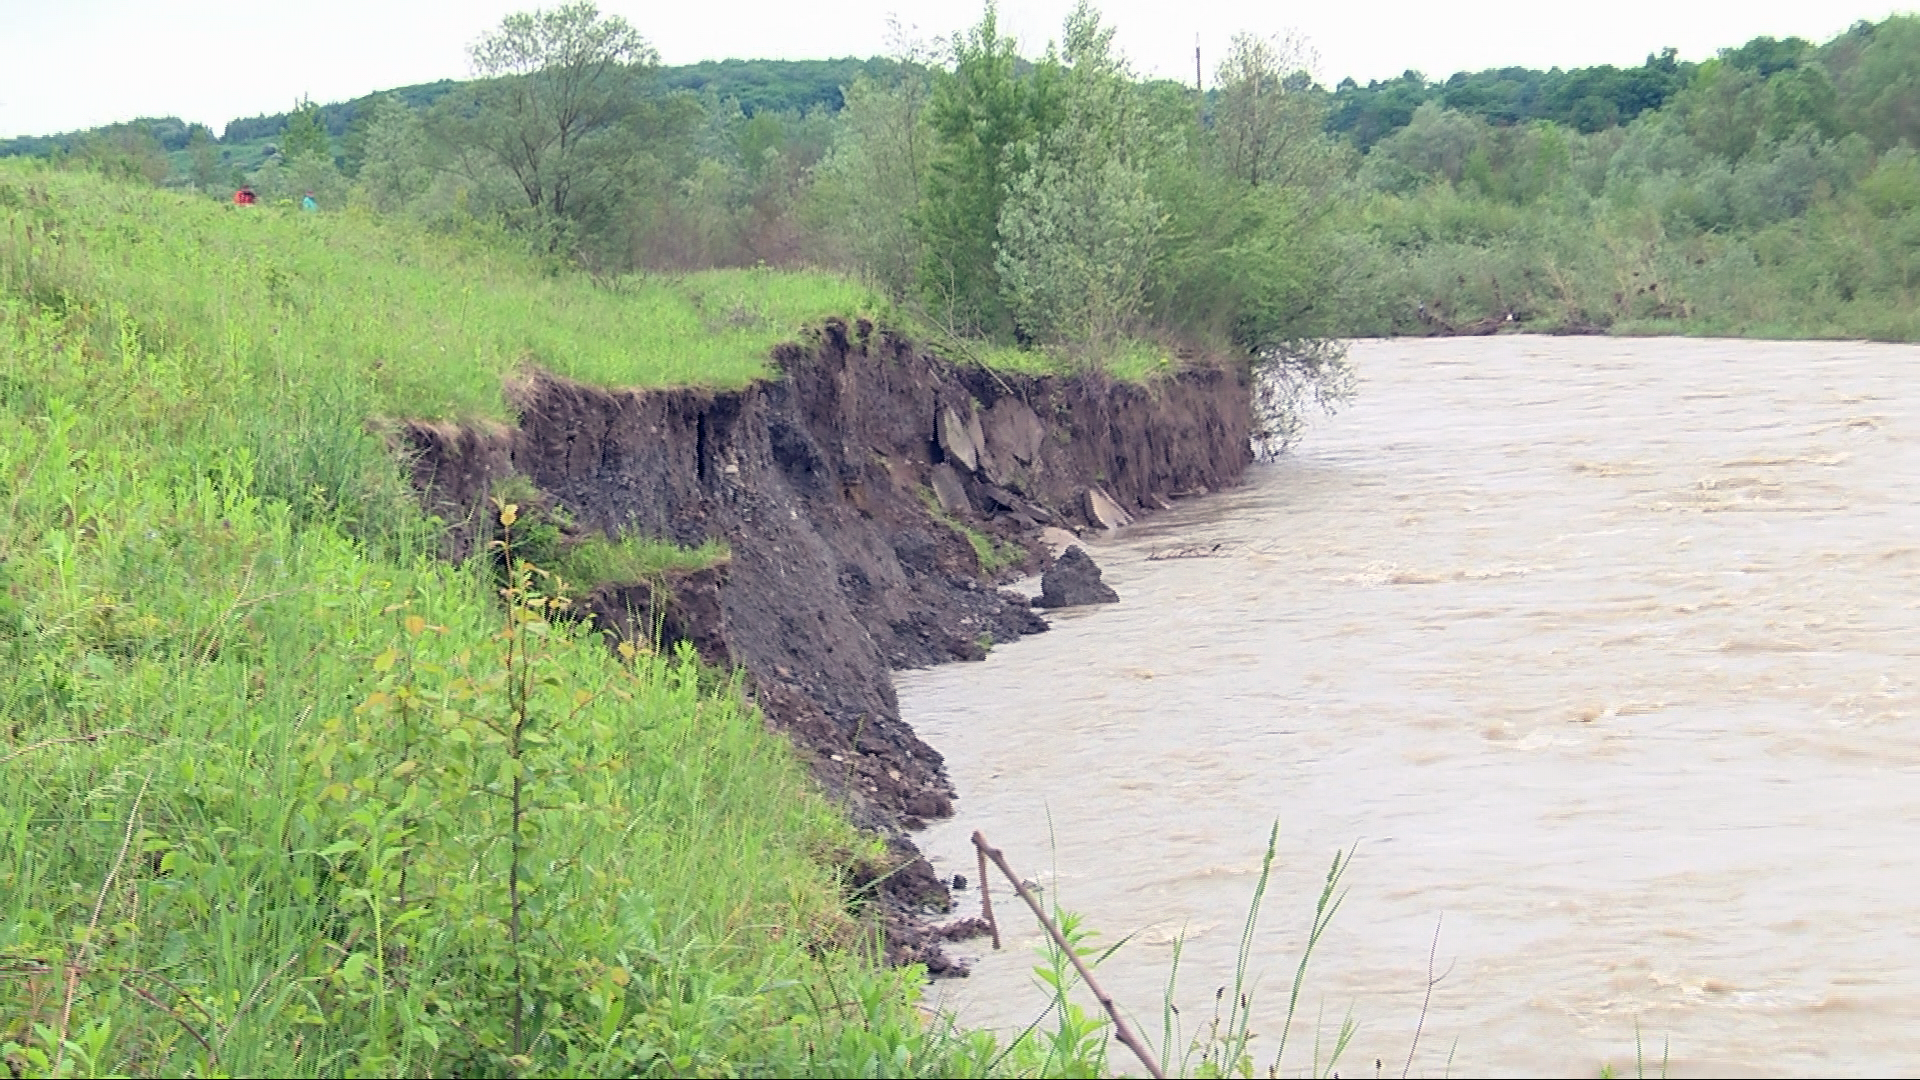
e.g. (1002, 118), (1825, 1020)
(1, 0), (1909, 139)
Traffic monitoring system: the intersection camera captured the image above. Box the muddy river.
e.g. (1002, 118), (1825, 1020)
(906, 336), (1920, 1077)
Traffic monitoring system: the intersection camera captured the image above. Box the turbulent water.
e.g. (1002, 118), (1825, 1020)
(907, 336), (1920, 1077)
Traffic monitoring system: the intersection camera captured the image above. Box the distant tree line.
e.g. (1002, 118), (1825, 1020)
(0, 116), (211, 162)
(218, 81), (460, 144)
(19, 5), (1920, 345)
(1325, 48), (1693, 150)
(0, 32), (1830, 173)
(210, 57), (900, 146)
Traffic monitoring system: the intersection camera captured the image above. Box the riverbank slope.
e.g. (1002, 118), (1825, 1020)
(0, 162), (1256, 1074)
(400, 317), (1255, 964)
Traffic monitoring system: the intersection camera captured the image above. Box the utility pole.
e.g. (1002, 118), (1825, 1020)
(1194, 34), (1205, 134)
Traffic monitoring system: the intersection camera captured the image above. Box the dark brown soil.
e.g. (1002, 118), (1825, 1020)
(397, 319), (1253, 972)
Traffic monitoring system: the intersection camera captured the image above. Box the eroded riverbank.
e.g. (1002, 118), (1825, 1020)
(912, 336), (1920, 1077)
(399, 323), (1254, 967)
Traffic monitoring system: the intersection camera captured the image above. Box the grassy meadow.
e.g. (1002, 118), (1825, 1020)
(6, 166), (892, 414)
(0, 159), (1062, 1077)
(2, 164), (908, 543)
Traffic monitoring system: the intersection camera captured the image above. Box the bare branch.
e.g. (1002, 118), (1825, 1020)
(972, 830), (1166, 1079)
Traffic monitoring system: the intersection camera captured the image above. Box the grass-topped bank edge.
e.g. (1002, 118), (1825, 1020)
(0, 161), (1212, 420)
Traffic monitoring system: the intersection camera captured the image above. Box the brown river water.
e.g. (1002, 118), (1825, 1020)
(907, 336), (1920, 1077)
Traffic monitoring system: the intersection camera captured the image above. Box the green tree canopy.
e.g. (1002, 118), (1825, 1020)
(1215, 32), (1327, 188)
(995, 2), (1160, 346)
(434, 1), (661, 251)
(918, 1), (1062, 336)
(280, 97), (332, 162)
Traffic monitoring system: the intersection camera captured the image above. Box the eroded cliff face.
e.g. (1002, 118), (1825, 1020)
(396, 319), (1253, 964)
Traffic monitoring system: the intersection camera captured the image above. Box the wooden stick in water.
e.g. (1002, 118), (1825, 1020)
(970, 830), (1166, 1080)
(976, 836), (1001, 950)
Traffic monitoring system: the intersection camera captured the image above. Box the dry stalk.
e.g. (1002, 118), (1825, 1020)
(216, 948), (305, 1056)
(56, 770), (151, 1071)
(0, 728), (145, 765)
(122, 979), (218, 1067)
(971, 830), (1165, 1080)
(1403, 913), (1453, 1079)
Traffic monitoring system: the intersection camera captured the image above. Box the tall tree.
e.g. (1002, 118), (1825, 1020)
(353, 96), (432, 213)
(1214, 32), (1324, 188)
(808, 20), (938, 295)
(435, 1), (659, 249)
(995, 2), (1160, 346)
(186, 123), (220, 191)
(1833, 15), (1920, 150)
(280, 97), (332, 162)
(917, 1), (1060, 336)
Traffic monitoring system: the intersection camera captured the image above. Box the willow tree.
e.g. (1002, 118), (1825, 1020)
(812, 71), (934, 296)
(1214, 32), (1328, 189)
(918, 1), (1061, 337)
(994, 2), (1161, 347)
(434, 2), (660, 251)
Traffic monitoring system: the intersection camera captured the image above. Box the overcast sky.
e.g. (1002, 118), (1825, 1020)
(1, 0), (1908, 139)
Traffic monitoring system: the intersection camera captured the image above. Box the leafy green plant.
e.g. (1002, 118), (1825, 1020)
(483, 476), (571, 583)
(291, 497), (821, 1074)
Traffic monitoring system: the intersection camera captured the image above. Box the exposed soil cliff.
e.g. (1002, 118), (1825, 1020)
(398, 319), (1253, 969)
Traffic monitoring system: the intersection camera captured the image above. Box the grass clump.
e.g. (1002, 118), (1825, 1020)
(552, 532), (730, 590)
(473, 477), (729, 595)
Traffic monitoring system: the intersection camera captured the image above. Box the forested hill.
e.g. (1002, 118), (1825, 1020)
(1326, 49), (1692, 150)
(655, 57), (904, 116)
(0, 31), (1858, 160)
(216, 57), (904, 143)
(218, 80), (461, 144)
(0, 57), (904, 157)
(1322, 32), (1846, 150)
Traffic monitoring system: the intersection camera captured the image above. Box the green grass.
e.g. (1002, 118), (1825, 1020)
(2, 161), (888, 422)
(552, 532), (731, 591)
(0, 159), (1041, 1077)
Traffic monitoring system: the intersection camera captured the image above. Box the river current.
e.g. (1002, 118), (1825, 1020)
(906, 336), (1920, 1077)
